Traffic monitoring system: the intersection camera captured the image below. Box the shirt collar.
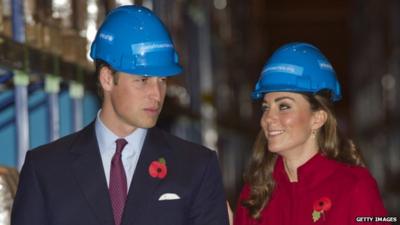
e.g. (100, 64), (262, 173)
(95, 110), (147, 155)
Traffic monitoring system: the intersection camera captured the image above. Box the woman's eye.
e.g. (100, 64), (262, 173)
(261, 104), (269, 112)
(279, 104), (290, 110)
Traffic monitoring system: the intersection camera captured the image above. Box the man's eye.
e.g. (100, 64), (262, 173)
(135, 78), (147, 82)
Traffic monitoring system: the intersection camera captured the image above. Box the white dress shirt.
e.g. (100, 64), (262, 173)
(95, 110), (147, 190)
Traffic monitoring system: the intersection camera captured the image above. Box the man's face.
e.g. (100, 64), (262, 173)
(101, 68), (167, 134)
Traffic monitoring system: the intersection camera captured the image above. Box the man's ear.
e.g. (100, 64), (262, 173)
(312, 110), (328, 130)
(99, 66), (114, 92)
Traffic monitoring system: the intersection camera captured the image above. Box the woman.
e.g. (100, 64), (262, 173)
(234, 42), (388, 225)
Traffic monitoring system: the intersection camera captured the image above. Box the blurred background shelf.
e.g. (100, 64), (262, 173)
(0, 0), (398, 217)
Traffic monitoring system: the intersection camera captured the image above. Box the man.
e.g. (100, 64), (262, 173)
(11, 5), (229, 225)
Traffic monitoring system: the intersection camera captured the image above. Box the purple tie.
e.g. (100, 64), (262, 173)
(109, 138), (128, 225)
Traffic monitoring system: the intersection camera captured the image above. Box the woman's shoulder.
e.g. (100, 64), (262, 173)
(329, 160), (379, 190)
(330, 160), (388, 216)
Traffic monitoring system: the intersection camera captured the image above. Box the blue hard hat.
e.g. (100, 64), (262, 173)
(90, 5), (182, 77)
(252, 42), (341, 101)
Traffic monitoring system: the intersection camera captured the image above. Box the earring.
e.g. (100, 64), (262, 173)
(311, 130), (317, 138)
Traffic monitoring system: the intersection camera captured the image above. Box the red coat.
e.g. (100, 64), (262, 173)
(234, 153), (389, 225)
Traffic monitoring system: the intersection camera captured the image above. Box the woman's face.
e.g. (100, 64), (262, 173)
(260, 92), (325, 157)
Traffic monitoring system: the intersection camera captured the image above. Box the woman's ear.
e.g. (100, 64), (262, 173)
(312, 109), (328, 130)
(99, 66), (114, 92)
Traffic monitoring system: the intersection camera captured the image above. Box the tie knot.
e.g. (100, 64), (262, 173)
(115, 138), (128, 154)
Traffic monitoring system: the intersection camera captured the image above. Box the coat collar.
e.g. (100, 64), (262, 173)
(273, 153), (338, 189)
(69, 123), (173, 225)
(70, 122), (115, 225)
(121, 127), (172, 225)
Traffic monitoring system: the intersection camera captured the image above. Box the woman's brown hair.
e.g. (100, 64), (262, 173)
(241, 91), (365, 219)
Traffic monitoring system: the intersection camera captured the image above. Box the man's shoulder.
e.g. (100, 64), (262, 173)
(29, 123), (94, 158)
(151, 127), (216, 158)
(151, 128), (222, 185)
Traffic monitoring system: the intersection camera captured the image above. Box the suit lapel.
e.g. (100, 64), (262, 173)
(70, 122), (114, 225)
(122, 127), (170, 225)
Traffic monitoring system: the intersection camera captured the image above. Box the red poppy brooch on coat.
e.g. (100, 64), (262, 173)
(149, 157), (167, 179)
(312, 196), (332, 222)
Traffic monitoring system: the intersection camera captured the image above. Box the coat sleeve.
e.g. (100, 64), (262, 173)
(348, 170), (389, 225)
(188, 152), (230, 225)
(11, 151), (48, 225)
(233, 184), (252, 225)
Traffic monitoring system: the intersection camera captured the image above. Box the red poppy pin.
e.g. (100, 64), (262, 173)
(149, 157), (167, 179)
(312, 196), (332, 222)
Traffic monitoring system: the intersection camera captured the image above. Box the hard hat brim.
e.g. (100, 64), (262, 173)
(117, 65), (183, 77)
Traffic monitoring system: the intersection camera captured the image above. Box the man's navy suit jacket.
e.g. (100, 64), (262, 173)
(11, 122), (229, 225)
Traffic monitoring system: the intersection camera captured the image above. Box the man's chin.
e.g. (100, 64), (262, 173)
(139, 119), (158, 129)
